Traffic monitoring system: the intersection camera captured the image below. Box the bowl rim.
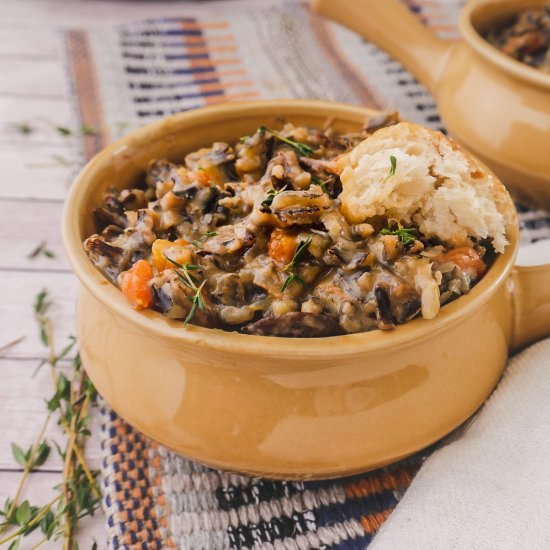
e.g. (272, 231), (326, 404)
(460, 0), (550, 90)
(62, 99), (519, 360)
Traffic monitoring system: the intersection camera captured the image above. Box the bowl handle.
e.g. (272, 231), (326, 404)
(310, 0), (454, 95)
(511, 264), (550, 351)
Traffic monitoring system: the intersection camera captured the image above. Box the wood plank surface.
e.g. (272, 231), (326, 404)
(0, 2), (278, 546)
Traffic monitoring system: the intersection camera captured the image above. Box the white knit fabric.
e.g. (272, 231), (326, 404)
(371, 250), (550, 550)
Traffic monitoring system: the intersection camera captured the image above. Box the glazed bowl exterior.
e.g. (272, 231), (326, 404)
(312, 0), (550, 209)
(62, 100), (550, 479)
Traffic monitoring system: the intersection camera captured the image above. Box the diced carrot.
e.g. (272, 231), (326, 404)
(190, 169), (210, 187)
(437, 246), (486, 279)
(268, 229), (297, 265)
(201, 164), (224, 185)
(120, 259), (154, 310)
(151, 238), (189, 271)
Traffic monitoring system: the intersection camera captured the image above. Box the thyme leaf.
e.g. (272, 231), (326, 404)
(383, 155), (397, 182)
(284, 236), (312, 272)
(280, 272), (307, 292)
(260, 126), (315, 157)
(184, 280), (206, 325)
(56, 124), (98, 137)
(261, 185), (287, 208)
(27, 241), (55, 259)
(281, 236), (312, 292)
(55, 126), (72, 136)
(311, 175), (329, 194)
(164, 256), (201, 288)
(12, 123), (33, 135)
(380, 223), (417, 246)
(0, 336), (25, 355)
(164, 256), (207, 324)
(50, 154), (72, 167)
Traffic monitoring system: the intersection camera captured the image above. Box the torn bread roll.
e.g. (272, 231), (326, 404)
(335, 122), (516, 254)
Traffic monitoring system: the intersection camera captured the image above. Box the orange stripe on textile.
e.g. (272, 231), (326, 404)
(361, 510), (392, 534)
(204, 91), (261, 104)
(344, 465), (419, 498)
(181, 34), (235, 45)
(217, 69), (247, 78)
(181, 21), (230, 30)
(189, 57), (241, 68)
(198, 79), (254, 92)
(184, 45), (238, 55)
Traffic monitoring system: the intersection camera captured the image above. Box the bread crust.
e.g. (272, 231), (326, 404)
(336, 122), (516, 253)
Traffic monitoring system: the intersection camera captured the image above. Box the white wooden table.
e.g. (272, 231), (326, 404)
(1, 1), (106, 545)
(0, 2), (266, 546)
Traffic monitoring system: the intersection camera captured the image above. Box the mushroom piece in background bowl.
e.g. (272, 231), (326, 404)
(62, 100), (550, 479)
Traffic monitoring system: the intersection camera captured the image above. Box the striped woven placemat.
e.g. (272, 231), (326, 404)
(63, 1), (550, 548)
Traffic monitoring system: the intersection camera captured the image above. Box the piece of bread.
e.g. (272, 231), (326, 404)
(336, 122), (516, 253)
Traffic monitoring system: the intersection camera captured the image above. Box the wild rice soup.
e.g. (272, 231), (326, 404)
(485, 5), (550, 72)
(84, 116), (493, 337)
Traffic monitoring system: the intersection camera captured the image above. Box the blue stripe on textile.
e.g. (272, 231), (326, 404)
(122, 52), (210, 61)
(133, 90), (224, 103)
(315, 489), (397, 527)
(125, 65), (219, 75)
(120, 40), (212, 49)
(164, 53), (210, 61)
(227, 509), (316, 550)
(121, 29), (204, 37)
(143, 17), (196, 23)
(128, 78), (220, 90)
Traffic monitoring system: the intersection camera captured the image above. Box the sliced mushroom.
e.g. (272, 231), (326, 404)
(146, 160), (185, 188)
(210, 273), (246, 307)
(93, 193), (127, 229)
(362, 110), (399, 134)
(374, 285), (395, 330)
(185, 142), (236, 184)
(201, 222), (254, 255)
(264, 149), (312, 190)
(83, 236), (125, 283)
(299, 156), (338, 174)
(235, 129), (269, 179)
(243, 312), (342, 337)
(270, 185), (331, 226)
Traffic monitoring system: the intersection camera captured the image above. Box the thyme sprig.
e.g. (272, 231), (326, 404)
(311, 175), (329, 194)
(11, 119), (98, 138)
(185, 281), (207, 325)
(261, 185), (287, 208)
(380, 220), (417, 246)
(281, 236), (312, 292)
(259, 126), (315, 157)
(0, 336), (25, 356)
(164, 256), (207, 324)
(12, 122), (33, 135)
(0, 290), (101, 549)
(28, 241), (55, 259)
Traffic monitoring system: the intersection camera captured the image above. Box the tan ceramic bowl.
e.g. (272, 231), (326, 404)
(62, 100), (550, 479)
